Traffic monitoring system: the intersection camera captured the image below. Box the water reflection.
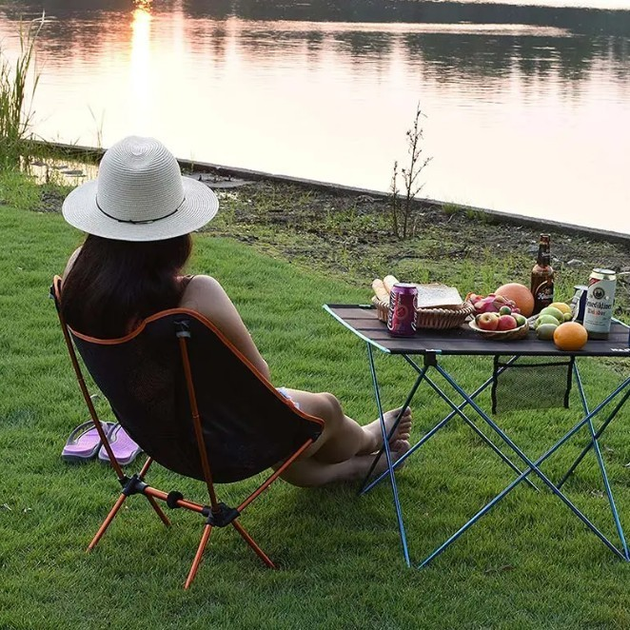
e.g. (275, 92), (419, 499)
(1, 0), (629, 232)
(130, 1), (152, 132)
(134, 0), (152, 11)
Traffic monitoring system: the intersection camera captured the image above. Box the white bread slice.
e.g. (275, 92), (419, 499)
(415, 283), (463, 309)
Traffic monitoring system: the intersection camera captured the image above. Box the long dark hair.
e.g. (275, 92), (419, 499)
(61, 234), (193, 338)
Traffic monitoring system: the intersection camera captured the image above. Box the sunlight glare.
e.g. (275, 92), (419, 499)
(130, 2), (152, 132)
(133, 0), (153, 11)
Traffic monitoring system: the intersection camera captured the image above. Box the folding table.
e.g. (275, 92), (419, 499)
(324, 304), (630, 567)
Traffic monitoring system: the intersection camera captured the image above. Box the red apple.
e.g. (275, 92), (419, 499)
(497, 314), (518, 331)
(476, 312), (499, 331)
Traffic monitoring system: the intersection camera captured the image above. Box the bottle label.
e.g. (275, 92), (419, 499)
(534, 279), (554, 308)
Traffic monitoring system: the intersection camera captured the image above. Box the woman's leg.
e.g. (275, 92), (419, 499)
(280, 388), (412, 464)
(278, 441), (411, 487)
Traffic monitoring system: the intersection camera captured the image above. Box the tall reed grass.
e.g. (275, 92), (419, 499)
(0, 16), (44, 168)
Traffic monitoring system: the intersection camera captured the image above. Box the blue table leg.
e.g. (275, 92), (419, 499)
(362, 354), (537, 495)
(567, 367), (630, 559)
(558, 381), (630, 492)
(365, 343), (411, 566)
(418, 367), (630, 567)
(360, 358), (427, 493)
(422, 372), (539, 492)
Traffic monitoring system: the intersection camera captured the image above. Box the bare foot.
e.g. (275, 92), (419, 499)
(362, 407), (412, 454)
(373, 439), (411, 474)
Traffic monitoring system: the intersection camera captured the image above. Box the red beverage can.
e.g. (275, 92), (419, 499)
(387, 283), (418, 336)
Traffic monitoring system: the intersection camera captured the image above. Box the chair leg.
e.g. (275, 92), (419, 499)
(184, 523), (213, 590)
(232, 520), (276, 569)
(145, 494), (171, 527)
(88, 492), (128, 551)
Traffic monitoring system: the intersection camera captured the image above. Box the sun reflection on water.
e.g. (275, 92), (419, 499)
(130, 0), (152, 132)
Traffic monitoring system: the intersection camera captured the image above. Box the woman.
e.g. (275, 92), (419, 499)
(61, 136), (411, 486)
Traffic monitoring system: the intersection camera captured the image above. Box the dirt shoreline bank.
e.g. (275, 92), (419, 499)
(31, 140), (630, 245)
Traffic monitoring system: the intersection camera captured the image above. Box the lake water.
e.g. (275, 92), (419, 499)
(1, 0), (630, 234)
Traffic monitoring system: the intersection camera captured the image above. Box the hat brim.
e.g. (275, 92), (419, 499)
(62, 176), (218, 242)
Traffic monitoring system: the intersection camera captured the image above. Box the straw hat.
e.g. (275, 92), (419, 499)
(62, 136), (219, 241)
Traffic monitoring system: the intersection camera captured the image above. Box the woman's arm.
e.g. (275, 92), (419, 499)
(62, 247), (82, 280)
(180, 275), (271, 381)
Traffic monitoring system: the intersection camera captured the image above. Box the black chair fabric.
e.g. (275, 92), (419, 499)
(71, 310), (322, 483)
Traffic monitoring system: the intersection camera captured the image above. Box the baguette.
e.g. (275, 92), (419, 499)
(383, 275), (399, 294)
(372, 278), (389, 303)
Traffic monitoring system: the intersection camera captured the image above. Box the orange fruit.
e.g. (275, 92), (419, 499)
(495, 283), (535, 317)
(553, 322), (588, 351)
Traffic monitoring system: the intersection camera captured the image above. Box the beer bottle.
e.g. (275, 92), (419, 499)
(530, 234), (555, 314)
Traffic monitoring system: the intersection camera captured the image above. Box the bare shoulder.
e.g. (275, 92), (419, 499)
(62, 246), (83, 280)
(179, 275), (225, 309)
(179, 274), (270, 378)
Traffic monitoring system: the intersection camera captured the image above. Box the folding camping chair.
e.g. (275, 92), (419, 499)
(51, 276), (324, 589)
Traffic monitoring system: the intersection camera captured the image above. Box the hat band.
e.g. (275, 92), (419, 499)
(95, 195), (185, 225)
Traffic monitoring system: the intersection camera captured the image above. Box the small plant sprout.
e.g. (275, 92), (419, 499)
(389, 102), (432, 239)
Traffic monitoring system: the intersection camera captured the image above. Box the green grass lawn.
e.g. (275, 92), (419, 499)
(1, 200), (630, 629)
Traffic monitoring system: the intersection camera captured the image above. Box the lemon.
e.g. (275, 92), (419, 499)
(550, 302), (572, 315)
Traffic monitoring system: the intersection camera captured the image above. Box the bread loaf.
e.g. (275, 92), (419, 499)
(383, 275), (399, 294)
(372, 279), (389, 303)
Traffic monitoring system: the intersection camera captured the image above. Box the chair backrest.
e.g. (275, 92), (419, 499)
(55, 282), (323, 483)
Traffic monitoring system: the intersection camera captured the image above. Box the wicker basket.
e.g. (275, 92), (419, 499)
(372, 296), (475, 330)
(468, 318), (530, 340)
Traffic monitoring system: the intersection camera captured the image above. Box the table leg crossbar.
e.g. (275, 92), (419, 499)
(419, 366), (630, 567)
(568, 364), (629, 559)
(361, 353), (542, 496)
(360, 343), (630, 567)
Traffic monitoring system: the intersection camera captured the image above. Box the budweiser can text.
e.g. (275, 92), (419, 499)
(583, 268), (616, 339)
(387, 283), (417, 337)
(570, 285), (587, 323)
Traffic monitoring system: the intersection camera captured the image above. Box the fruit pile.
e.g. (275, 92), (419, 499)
(468, 290), (526, 332)
(532, 302), (589, 350)
(467, 282), (535, 318)
(467, 293), (520, 314)
(532, 303), (573, 340)
(474, 304), (527, 332)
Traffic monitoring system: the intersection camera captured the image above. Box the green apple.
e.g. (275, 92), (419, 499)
(539, 306), (564, 324)
(536, 314), (561, 328)
(536, 323), (558, 340)
(513, 313), (527, 327)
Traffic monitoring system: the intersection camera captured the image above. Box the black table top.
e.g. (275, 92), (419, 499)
(324, 304), (630, 357)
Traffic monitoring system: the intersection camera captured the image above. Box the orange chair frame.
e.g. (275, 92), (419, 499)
(51, 276), (323, 588)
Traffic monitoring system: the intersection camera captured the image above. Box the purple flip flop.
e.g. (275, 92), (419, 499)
(62, 421), (116, 463)
(98, 423), (143, 466)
